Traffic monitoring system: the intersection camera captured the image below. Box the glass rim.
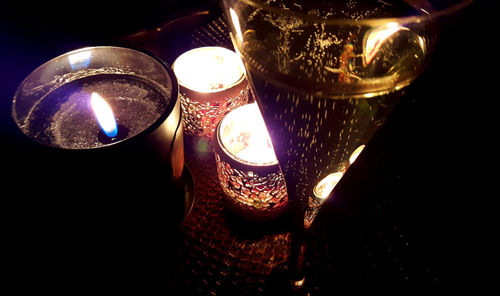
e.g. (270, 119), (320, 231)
(238, 0), (474, 25)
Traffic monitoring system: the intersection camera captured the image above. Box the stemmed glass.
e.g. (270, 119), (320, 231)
(220, 0), (473, 289)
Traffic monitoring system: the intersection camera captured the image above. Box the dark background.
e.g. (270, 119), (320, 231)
(0, 0), (491, 294)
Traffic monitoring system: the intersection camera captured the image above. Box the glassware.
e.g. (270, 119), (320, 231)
(220, 0), (473, 289)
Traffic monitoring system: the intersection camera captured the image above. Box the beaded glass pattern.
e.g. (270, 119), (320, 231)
(179, 83), (249, 138)
(214, 152), (288, 220)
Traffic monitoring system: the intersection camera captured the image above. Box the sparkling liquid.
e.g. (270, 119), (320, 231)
(237, 0), (430, 208)
(249, 69), (402, 207)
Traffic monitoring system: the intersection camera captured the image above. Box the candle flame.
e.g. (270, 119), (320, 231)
(313, 172), (344, 199)
(90, 92), (118, 138)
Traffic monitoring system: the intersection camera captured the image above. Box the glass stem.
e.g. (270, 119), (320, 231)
(290, 226), (308, 288)
(289, 198), (324, 289)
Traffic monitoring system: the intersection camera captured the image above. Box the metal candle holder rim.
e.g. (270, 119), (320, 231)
(11, 46), (180, 152)
(213, 111), (280, 176)
(177, 74), (246, 103)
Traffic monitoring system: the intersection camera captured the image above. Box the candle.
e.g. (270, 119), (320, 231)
(213, 103), (288, 221)
(172, 46), (249, 146)
(16, 50), (178, 153)
(10, 46), (197, 290)
(11, 46), (190, 226)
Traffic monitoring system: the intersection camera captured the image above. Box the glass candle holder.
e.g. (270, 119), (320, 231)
(213, 103), (288, 221)
(172, 47), (249, 146)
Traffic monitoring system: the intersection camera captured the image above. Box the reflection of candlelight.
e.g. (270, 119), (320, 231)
(90, 92), (118, 138)
(313, 172), (344, 199)
(349, 144), (365, 164)
(214, 103), (288, 221)
(173, 47), (249, 141)
(363, 22), (408, 66)
(68, 50), (92, 70)
(229, 8), (244, 45)
(305, 171), (344, 229)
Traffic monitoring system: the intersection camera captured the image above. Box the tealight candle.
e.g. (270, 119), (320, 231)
(213, 103), (288, 221)
(172, 46), (249, 145)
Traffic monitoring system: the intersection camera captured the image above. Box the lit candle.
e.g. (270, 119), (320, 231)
(13, 47), (182, 157)
(11, 46), (189, 223)
(10, 46), (196, 286)
(172, 46), (249, 146)
(213, 103), (288, 221)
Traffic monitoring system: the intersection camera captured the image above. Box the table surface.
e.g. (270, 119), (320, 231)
(137, 6), (480, 294)
(1, 2), (488, 294)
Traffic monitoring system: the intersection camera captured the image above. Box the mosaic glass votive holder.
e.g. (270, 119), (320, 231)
(213, 103), (288, 221)
(173, 47), (249, 146)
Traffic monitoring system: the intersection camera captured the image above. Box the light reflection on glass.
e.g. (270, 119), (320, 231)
(68, 50), (92, 70)
(363, 22), (408, 66)
(349, 144), (366, 164)
(313, 172), (344, 199)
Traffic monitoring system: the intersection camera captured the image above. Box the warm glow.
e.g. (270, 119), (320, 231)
(90, 92), (118, 138)
(219, 103), (277, 165)
(173, 47), (244, 93)
(229, 8), (244, 45)
(313, 172), (344, 199)
(417, 35), (427, 56)
(349, 144), (366, 164)
(363, 22), (408, 66)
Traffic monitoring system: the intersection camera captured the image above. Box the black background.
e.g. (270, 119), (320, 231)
(1, 0), (491, 294)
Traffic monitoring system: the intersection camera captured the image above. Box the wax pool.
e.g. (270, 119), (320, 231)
(23, 74), (170, 149)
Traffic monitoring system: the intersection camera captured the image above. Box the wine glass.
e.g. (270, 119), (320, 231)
(220, 0), (473, 289)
